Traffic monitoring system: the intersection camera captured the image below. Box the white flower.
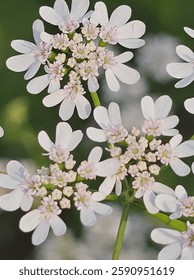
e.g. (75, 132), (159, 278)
(87, 102), (128, 143)
(77, 146), (120, 180)
(39, 0), (91, 33)
(156, 134), (194, 176)
(98, 49), (140, 92)
(151, 222), (194, 259)
(38, 122), (83, 163)
(166, 44), (194, 88)
(155, 185), (194, 219)
(43, 79), (91, 120)
(0, 126), (4, 138)
(0, 161), (41, 211)
(6, 20), (51, 80)
(19, 196), (67, 245)
(90, 1), (145, 48)
(184, 27), (194, 39)
(74, 182), (112, 226)
(184, 97), (194, 114)
(141, 95), (179, 137)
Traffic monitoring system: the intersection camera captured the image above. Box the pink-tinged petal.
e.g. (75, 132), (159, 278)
(93, 105), (112, 129)
(88, 76), (99, 92)
(59, 98), (75, 121)
(38, 131), (54, 152)
(91, 192), (106, 202)
(86, 127), (107, 142)
(162, 115), (179, 130)
(169, 134), (182, 149)
(88, 146), (102, 163)
(55, 122), (72, 148)
(184, 97), (194, 114)
(105, 68), (120, 92)
(39, 6), (63, 25)
(175, 73), (194, 88)
(151, 228), (182, 245)
(108, 102), (122, 126)
(27, 74), (50, 94)
(153, 182), (175, 195)
(176, 45), (194, 62)
(66, 130), (83, 151)
(170, 157), (190, 176)
(24, 60), (41, 80)
(115, 179), (122, 196)
(166, 63), (193, 79)
(32, 19), (44, 46)
(155, 194), (179, 213)
(109, 5), (131, 28)
(115, 51), (133, 64)
(43, 90), (65, 107)
(21, 194), (33, 211)
(19, 209), (41, 232)
(48, 79), (60, 94)
(175, 185), (188, 200)
(117, 20), (146, 39)
(118, 38), (145, 49)
(50, 214), (67, 236)
(95, 158), (120, 177)
(0, 174), (19, 189)
(11, 40), (37, 53)
(32, 219), (50, 245)
(80, 206), (97, 226)
(99, 176), (116, 195)
(154, 95), (172, 119)
(141, 96), (154, 120)
(174, 140), (194, 158)
(0, 189), (24, 211)
(75, 95), (91, 120)
(181, 245), (194, 259)
(6, 54), (35, 72)
(184, 27), (194, 39)
(54, 0), (69, 20)
(90, 201), (112, 215)
(7, 160), (26, 183)
(70, 0), (89, 20)
(111, 64), (140, 85)
(143, 191), (158, 214)
(90, 1), (108, 26)
(158, 242), (183, 260)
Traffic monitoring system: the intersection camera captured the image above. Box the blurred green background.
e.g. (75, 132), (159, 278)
(0, 0), (194, 259)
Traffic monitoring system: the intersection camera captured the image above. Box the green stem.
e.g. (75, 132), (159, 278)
(150, 212), (187, 231)
(112, 203), (130, 260)
(90, 91), (101, 107)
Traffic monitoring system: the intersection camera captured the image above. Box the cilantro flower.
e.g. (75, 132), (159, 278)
(141, 95), (179, 137)
(151, 222), (194, 259)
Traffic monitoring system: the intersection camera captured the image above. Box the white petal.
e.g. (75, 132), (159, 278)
(0, 127), (4, 138)
(111, 64), (140, 85)
(55, 122), (72, 148)
(50, 214), (67, 236)
(43, 90), (65, 107)
(7, 160), (26, 183)
(40, 32), (53, 44)
(180, 245), (194, 259)
(66, 130), (83, 151)
(155, 194), (179, 212)
(32, 219), (50, 245)
(93, 105), (112, 129)
(117, 20), (146, 39)
(154, 95), (172, 119)
(54, 0), (69, 19)
(75, 95), (91, 119)
(184, 27), (194, 39)
(175, 73), (194, 88)
(38, 131), (54, 152)
(151, 228), (182, 244)
(162, 128), (179, 136)
(153, 182), (175, 195)
(19, 209), (41, 232)
(91, 191), (106, 202)
(59, 98), (75, 121)
(108, 102), (121, 126)
(80, 206), (97, 226)
(105, 68), (120, 92)
(21, 194), (33, 211)
(170, 211), (182, 219)
(48, 79), (60, 94)
(174, 140), (194, 158)
(24, 60), (41, 80)
(11, 40), (36, 53)
(192, 162), (194, 174)
(115, 179), (122, 196)
(175, 185), (188, 200)
(141, 96), (154, 120)
(162, 115), (179, 130)
(89, 201), (112, 215)
(27, 74), (50, 94)
(6, 54), (35, 72)
(115, 51), (133, 64)
(88, 76), (99, 92)
(0, 189), (24, 211)
(0, 174), (18, 189)
(70, 0), (89, 20)
(166, 63), (193, 79)
(86, 127), (107, 142)
(95, 158), (119, 177)
(184, 97), (194, 114)
(88, 146), (102, 163)
(118, 38), (145, 49)
(90, 1), (108, 26)
(169, 134), (182, 149)
(176, 45), (194, 62)
(158, 242), (183, 260)
(99, 176), (116, 195)
(143, 191), (158, 214)
(170, 157), (190, 176)
(32, 19), (44, 46)
(39, 6), (62, 25)
(109, 5), (131, 27)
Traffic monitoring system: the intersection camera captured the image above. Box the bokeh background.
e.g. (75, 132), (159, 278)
(1, 0), (194, 259)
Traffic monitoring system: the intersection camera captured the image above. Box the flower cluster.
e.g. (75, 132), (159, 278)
(6, 0), (145, 121)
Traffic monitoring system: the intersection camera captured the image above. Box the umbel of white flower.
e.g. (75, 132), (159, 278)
(6, 0), (145, 121)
